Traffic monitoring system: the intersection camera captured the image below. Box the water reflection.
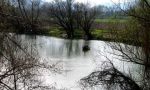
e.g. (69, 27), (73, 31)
(20, 35), (91, 58)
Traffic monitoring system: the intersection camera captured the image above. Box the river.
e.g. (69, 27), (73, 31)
(18, 35), (143, 90)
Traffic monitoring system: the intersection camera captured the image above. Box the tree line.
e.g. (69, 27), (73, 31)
(0, 0), (98, 40)
(0, 0), (128, 40)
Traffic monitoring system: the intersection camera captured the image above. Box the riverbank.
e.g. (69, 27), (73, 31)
(14, 28), (141, 47)
(3, 18), (141, 46)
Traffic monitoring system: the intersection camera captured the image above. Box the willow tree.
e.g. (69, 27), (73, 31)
(74, 3), (97, 40)
(50, 0), (75, 39)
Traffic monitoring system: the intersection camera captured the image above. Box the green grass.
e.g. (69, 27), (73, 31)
(95, 19), (127, 23)
(46, 28), (113, 40)
(48, 28), (84, 38)
(91, 29), (111, 39)
(48, 27), (65, 37)
(74, 29), (84, 38)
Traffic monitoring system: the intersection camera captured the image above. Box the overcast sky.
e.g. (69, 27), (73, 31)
(44, 0), (126, 6)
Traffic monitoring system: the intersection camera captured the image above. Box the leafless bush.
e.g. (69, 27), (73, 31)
(0, 33), (63, 90)
(80, 61), (141, 90)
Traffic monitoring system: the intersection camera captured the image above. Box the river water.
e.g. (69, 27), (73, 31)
(18, 35), (143, 90)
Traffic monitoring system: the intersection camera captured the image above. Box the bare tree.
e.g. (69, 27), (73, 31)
(8, 0), (41, 33)
(74, 3), (97, 40)
(50, 0), (74, 39)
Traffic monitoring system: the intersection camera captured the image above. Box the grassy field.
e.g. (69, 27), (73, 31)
(46, 28), (114, 40)
(39, 18), (127, 40)
(95, 18), (127, 23)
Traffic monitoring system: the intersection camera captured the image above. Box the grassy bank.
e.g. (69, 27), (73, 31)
(95, 18), (127, 23)
(3, 18), (140, 46)
(31, 27), (140, 46)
